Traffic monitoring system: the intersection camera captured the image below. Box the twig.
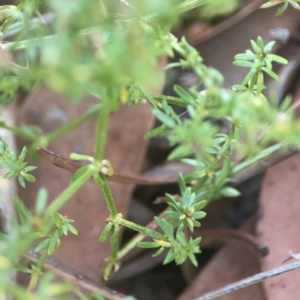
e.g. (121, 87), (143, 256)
(36, 147), (181, 185)
(194, 260), (300, 300)
(37, 146), (299, 187)
(232, 146), (298, 185)
(25, 249), (137, 300)
(187, 0), (264, 46)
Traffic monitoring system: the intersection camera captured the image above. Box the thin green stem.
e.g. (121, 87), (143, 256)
(0, 0), (204, 51)
(110, 225), (120, 259)
(128, 0), (205, 22)
(137, 85), (157, 108)
(0, 34), (56, 51)
(117, 231), (145, 260)
(149, 93), (186, 106)
(102, 224), (121, 281)
(45, 104), (101, 144)
(288, 0), (300, 11)
(94, 173), (118, 218)
(117, 218), (160, 237)
(94, 105), (109, 162)
(248, 72), (258, 93)
(116, 218), (162, 259)
(7, 284), (44, 300)
(46, 166), (94, 215)
(0, 25), (102, 51)
(27, 250), (49, 292)
(0, 122), (36, 141)
(232, 143), (282, 175)
(99, 0), (109, 17)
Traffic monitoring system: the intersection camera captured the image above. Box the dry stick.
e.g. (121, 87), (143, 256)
(36, 146), (298, 255)
(36, 147), (180, 185)
(37, 146), (299, 186)
(25, 249), (137, 300)
(232, 146), (298, 185)
(194, 260), (300, 300)
(36, 146), (299, 281)
(187, 0), (264, 46)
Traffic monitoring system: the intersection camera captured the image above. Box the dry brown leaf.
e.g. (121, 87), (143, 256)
(177, 218), (266, 300)
(257, 153), (300, 300)
(17, 88), (155, 280)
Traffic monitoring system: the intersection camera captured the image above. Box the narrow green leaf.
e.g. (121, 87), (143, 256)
(136, 242), (160, 249)
(250, 39), (260, 54)
(99, 222), (113, 242)
(4, 170), (16, 178)
(70, 165), (91, 184)
(279, 96), (292, 111)
(144, 124), (167, 139)
(69, 153), (94, 162)
(48, 231), (60, 254)
(218, 142), (229, 155)
(256, 36), (264, 49)
(276, 2), (288, 15)
(232, 85), (247, 91)
(263, 67), (279, 81)
(35, 188), (48, 215)
(186, 218), (194, 231)
(181, 158), (205, 167)
(164, 211), (181, 220)
(260, 0), (284, 9)
(168, 144), (192, 161)
(186, 190), (196, 208)
(19, 146), (27, 162)
(188, 253), (198, 267)
(181, 188), (192, 207)
(61, 225), (68, 236)
(65, 223), (78, 235)
(193, 211), (206, 220)
(233, 144), (281, 174)
(234, 53), (256, 60)
(34, 239), (50, 253)
(165, 193), (178, 206)
(18, 175), (26, 188)
(153, 109), (175, 127)
(288, 0), (300, 10)
(173, 85), (193, 104)
(178, 172), (186, 195)
(13, 197), (31, 223)
(267, 54), (288, 64)
(162, 100), (172, 114)
(220, 187), (241, 197)
(242, 69), (257, 85)
(193, 220), (201, 227)
(167, 201), (181, 212)
(157, 218), (173, 237)
(184, 170), (206, 184)
(264, 41), (276, 53)
(23, 173), (35, 183)
(24, 166), (37, 172)
(233, 61), (253, 68)
(13, 263), (33, 274)
(163, 249), (175, 264)
(145, 227), (163, 240)
(153, 247), (165, 257)
(256, 72), (265, 95)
